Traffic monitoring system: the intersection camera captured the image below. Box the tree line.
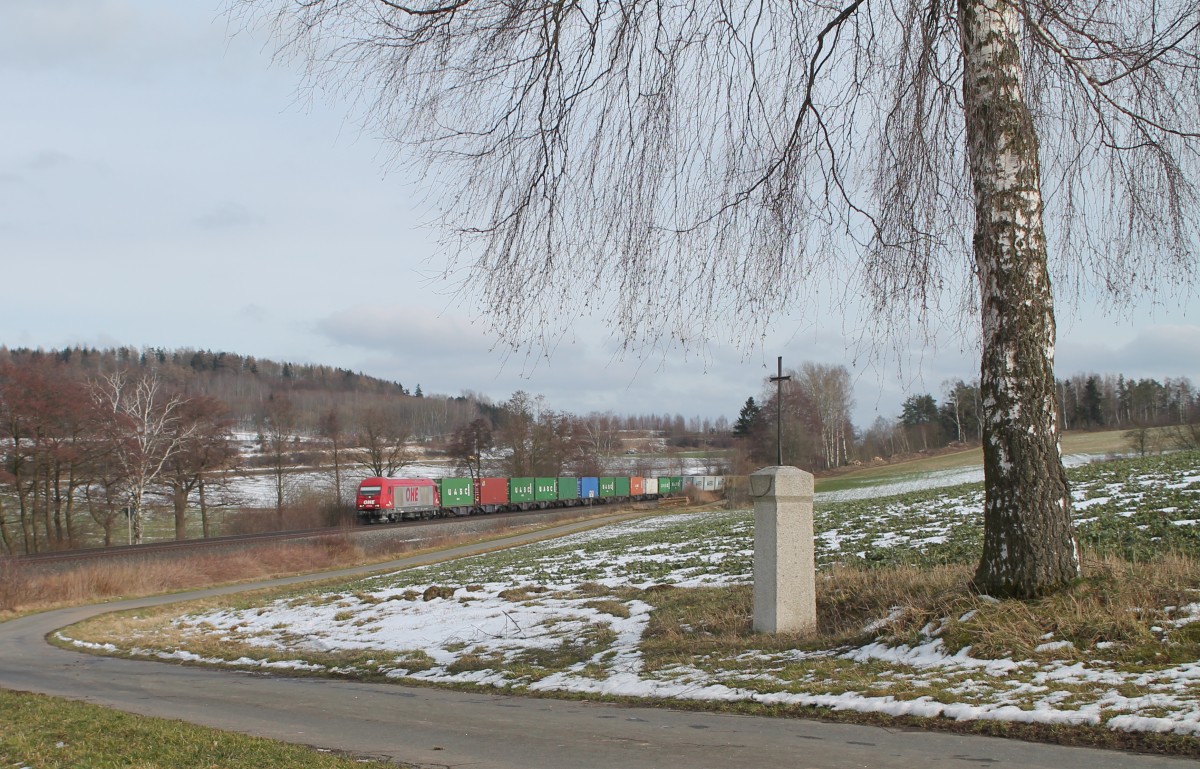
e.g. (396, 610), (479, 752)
(732, 364), (1200, 473)
(6, 345), (1197, 555)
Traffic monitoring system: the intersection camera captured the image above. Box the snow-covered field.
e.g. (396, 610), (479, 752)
(65, 452), (1200, 736)
(814, 451), (1118, 503)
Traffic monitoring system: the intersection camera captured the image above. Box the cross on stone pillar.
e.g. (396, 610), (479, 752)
(769, 356), (792, 466)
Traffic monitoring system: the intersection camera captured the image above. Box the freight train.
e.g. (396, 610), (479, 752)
(355, 474), (726, 523)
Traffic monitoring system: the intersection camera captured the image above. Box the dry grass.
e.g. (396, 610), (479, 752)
(642, 554), (1200, 670)
(6, 537), (361, 615)
(0, 555), (30, 613)
(1, 513), (617, 619)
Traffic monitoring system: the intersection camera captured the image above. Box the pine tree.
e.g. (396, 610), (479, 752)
(733, 397), (761, 438)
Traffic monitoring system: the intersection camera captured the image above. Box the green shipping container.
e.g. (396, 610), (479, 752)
(556, 477), (577, 501)
(509, 477), (536, 503)
(438, 477), (474, 508)
(599, 477), (617, 497)
(660, 476), (683, 494)
(614, 477), (631, 497)
(534, 477), (558, 502)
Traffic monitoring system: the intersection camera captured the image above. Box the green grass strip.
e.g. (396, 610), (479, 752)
(0, 688), (398, 769)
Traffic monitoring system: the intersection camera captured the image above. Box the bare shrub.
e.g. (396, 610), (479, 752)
(0, 554), (30, 613)
(220, 508), (277, 536)
(1166, 423), (1200, 451)
(683, 488), (721, 505)
(722, 476), (749, 508)
(222, 488), (349, 536)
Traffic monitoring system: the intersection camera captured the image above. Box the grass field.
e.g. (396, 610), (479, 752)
(813, 428), (1145, 495)
(0, 688), (397, 769)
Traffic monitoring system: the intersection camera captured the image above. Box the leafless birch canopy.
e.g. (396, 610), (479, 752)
(232, 0), (1198, 354)
(231, 0), (1199, 597)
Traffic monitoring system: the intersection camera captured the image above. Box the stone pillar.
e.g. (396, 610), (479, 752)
(750, 465), (816, 634)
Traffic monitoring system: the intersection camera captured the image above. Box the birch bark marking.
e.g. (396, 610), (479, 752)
(959, 0), (1079, 596)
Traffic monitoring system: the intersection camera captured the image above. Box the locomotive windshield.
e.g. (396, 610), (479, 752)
(359, 485), (382, 496)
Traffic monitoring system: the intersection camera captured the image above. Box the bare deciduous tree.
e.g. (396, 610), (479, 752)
(350, 405), (416, 477)
(447, 417), (494, 480)
(92, 371), (196, 544)
(319, 406), (348, 504)
(158, 396), (238, 540)
(234, 0), (1199, 597)
(257, 394), (299, 525)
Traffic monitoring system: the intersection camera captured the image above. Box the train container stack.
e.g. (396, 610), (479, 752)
(579, 477), (600, 500)
(660, 476), (684, 495)
(556, 477), (576, 503)
(509, 477), (536, 509)
(534, 478), (559, 507)
(477, 477), (509, 513)
(437, 477), (475, 516)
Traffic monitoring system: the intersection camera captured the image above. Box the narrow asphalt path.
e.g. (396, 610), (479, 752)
(1, 517), (1195, 769)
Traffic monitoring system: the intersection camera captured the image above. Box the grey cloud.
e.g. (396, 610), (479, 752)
(238, 304), (269, 322)
(9, 150), (108, 178)
(26, 150), (76, 171)
(193, 202), (264, 231)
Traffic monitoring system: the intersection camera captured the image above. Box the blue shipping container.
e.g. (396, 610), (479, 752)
(578, 477), (600, 499)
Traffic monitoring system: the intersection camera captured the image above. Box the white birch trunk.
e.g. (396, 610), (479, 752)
(959, 0), (1080, 596)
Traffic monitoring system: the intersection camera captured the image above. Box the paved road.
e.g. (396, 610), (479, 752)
(1, 519), (1195, 769)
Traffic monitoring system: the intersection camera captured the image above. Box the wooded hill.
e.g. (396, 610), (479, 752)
(0, 345), (481, 440)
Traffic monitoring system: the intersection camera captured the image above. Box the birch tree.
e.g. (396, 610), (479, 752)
(797, 363), (854, 469)
(92, 371), (196, 544)
(234, 0), (1199, 596)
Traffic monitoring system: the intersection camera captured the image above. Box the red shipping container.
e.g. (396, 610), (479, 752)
(630, 477), (644, 496)
(476, 477), (510, 506)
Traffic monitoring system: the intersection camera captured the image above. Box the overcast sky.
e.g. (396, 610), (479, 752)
(2, 1), (1197, 426)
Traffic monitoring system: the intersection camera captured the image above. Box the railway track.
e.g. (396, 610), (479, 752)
(14, 524), (356, 565)
(9, 504), (660, 572)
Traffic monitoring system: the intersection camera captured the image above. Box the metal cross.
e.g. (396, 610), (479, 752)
(769, 356), (792, 466)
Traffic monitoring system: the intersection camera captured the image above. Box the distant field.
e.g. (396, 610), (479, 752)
(815, 428), (1143, 495)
